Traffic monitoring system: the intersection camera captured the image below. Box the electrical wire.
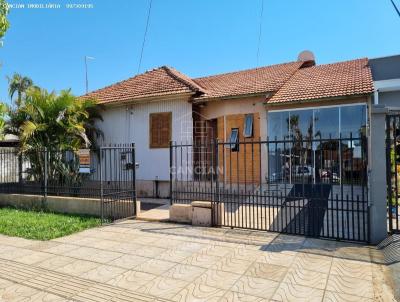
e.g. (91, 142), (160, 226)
(137, 0), (153, 74)
(390, 0), (400, 18)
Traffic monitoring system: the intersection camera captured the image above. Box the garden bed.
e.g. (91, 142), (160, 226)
(0, 207), (101, 240)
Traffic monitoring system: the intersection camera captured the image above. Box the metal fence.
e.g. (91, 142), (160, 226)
(387, 114), (400, 233)
(170, 136), (370, 242)
(0, 144), (137, 221)
(0, 147), (102, 198)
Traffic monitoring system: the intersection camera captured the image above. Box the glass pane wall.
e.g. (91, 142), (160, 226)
(268, 111), (289, 183)
(267, 104), (367, 184)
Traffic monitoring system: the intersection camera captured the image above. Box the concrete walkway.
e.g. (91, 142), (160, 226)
(0, 220), (396, 301)
(137, 204), (170, 222)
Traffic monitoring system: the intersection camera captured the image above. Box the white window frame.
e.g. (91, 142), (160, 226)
(243, 114), (254, 138)
(228, 128), (239, 152)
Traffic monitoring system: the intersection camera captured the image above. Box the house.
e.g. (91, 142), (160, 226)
(370, 54), (400, 108)
(84, 66), (202, 197)
(265, 57), (372, 185)
(192, 54), (372, 186)
(83, 51), (374, 197)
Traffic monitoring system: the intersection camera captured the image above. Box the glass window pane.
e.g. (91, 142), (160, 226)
(340, 105), (367, 138)
(244, 114), (253, 137)
(268, 111), (289, 140)
(289, 109), (314, 140)
(228, 128), (239, 151)
(314, 107), (339, 139)
(267, 112), (289, 182)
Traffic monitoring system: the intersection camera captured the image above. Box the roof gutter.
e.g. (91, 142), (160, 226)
(374, 79), (400, 105)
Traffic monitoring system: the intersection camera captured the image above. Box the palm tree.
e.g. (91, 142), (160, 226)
(0, 102), (7, 140)
(13, 87), (102, 183)
(7, 73), (33, 106)
(83, 102), (104, 149)
(0, 0), (9, 40)
(18, 87), (98, 151)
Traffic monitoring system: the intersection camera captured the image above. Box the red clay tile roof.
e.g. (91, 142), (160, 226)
(83, 58), (374, 105)
(268, 58), (373, 104)
(82, 66), (204, 104)
(192, 61), (304, 101)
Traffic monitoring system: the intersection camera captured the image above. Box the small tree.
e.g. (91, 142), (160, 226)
(0, 103), (7, 139)
(0, 0), (9, 41)
(18, 87), (98, 151)
(7, 86), (102, 184)
(8, 73), (34, 106)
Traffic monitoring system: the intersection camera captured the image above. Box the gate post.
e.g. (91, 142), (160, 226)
(100, 148), (104, 223)
(169, 141), (173, 205)
(369, 105), (389, 244)
(215, 139), (220, 202)
(43, 147), (48, 205)
(213, 139), (220, 226)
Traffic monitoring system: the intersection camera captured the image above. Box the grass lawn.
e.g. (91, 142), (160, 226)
(0, 207), (102, 240)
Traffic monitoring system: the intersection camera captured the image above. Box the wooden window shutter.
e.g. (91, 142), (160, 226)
(149, 112), (172, 148)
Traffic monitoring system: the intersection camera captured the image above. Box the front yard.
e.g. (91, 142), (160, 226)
(0, 207), (101, 240)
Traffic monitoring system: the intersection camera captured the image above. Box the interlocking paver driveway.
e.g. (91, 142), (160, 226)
(0, 220), (395, 301)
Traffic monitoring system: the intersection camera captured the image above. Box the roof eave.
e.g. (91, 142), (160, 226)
(192, 92), (273, 104)
(265, 92), (373, 108)
(98, 91), (195, 107)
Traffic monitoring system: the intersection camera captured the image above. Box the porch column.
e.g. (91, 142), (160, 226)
(369, 104), (389, 244)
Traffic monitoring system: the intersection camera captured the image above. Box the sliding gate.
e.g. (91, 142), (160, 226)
(171, 137), (369, 242)
(100, 144), (136, 222)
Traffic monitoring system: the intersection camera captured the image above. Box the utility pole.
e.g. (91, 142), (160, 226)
(85, 56), (95, 93)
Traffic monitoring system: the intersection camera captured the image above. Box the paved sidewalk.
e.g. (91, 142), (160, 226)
(0, 220), (396, 301)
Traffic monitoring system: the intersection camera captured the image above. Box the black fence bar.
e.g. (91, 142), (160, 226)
(0, 147), (102, 198)
(387, 114), (400, 234)
(0, 144), (137, 222)
(170, 136), (369, 242)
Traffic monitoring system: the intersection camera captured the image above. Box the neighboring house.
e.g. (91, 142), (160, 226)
(369, 55), (400, 237)
(369, 55), (400, 108)
(83, 52), (374, 197)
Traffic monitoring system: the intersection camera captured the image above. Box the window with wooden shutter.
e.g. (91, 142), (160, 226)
(149, 112), (172, 148)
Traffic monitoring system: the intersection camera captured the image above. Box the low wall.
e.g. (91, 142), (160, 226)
(0, 194), (101, 216)
(136, 180), (170, 198)
(170, 201), (220, 227)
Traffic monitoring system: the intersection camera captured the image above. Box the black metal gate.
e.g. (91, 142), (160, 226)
(100, 144), (136, 222)
(171, 137), (369, 242)
(387, 115), (400, 233)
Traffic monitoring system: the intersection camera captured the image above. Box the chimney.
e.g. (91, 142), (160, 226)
(297, 50), (316, 67)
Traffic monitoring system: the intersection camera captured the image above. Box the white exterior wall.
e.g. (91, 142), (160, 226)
(97, 97), (193, 181)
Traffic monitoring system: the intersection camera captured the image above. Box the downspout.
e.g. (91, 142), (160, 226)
(374, 89), (379, 105)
